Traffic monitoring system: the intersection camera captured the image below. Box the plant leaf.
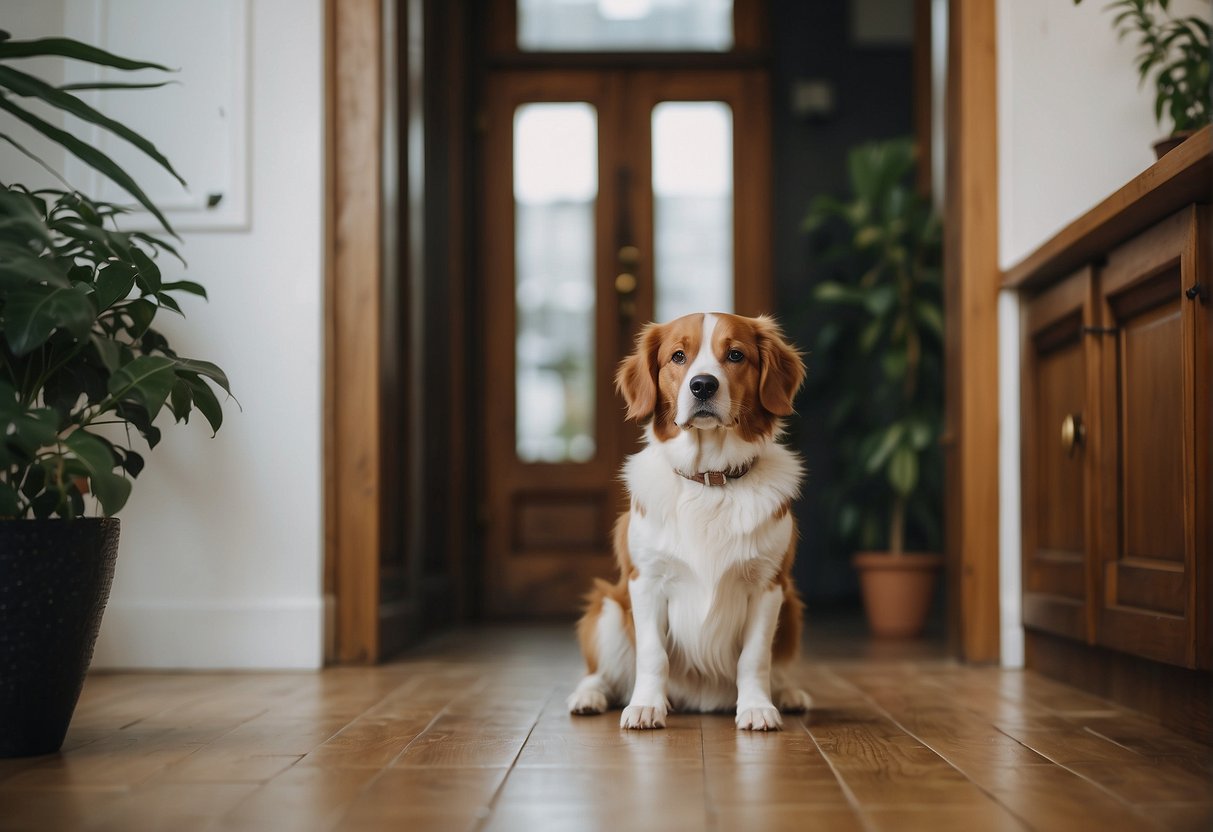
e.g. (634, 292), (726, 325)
(888, 446), (918, 496)
(0, 95), (175, 236)
(106, 355), (176, 419)
(94, 262), (137, 310)
(161, 280), (207, 299)
(0, 37), (173, 71)
(0, 65), (186, 186)
(58, 80), (175, 92)
(3, 285), (95, 355)
(174, 358), (232, 396)
(65, 430), (131, 516)
(865, 423), (905, 474)
(182, 374), (223, 434)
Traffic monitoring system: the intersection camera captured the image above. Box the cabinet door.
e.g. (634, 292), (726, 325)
(1022, 268), (1100, 642)
(1097, 207), (1210, 669)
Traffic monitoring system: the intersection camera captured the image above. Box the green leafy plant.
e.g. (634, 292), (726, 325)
(802, 138), (943, 557)
(0, 32), (231, 519)
(1075, 0), (1211, 135)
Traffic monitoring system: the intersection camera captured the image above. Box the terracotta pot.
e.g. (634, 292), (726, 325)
(852, 551), (943, 638)
(1153, 130), (1196, 160)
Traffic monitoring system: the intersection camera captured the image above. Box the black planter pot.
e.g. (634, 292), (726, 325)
(0, 518), (119, 757)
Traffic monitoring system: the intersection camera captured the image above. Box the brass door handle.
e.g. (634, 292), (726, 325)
(1061, 413), (1085, 456)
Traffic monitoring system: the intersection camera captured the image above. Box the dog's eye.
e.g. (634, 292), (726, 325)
(671, 350), (686, 365)
(727, 349), (744, 363)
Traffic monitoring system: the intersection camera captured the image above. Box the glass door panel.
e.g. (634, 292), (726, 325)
(651, 101), (734, 322)
(513, 103), (599, 463)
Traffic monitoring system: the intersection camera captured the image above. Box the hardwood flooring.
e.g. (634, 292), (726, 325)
(0, 623), (1210, 831)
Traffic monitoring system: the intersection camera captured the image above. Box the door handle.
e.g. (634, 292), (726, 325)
(616, 245), (639, 327)
(1061, 413), (1085, 456)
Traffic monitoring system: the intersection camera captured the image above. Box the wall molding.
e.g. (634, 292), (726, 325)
(62, 0), (251, 231)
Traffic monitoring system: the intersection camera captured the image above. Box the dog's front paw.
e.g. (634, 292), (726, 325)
(775, 687), (812, 713)
(736, 705), (783, 731)
(567, 688), (608, 715)
(620, 703), (667, 730)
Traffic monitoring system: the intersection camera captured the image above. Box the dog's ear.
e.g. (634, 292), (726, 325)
(616, 322), (663, 421)
(756, 316), (805, 417)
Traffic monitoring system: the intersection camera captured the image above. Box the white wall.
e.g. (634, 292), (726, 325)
(997, 0), (1209, 269)
(0, 0), (326, 668)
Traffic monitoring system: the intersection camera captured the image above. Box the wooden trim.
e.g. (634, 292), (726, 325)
(944, 0), (1001, 663)
(1002, 126), (1212, 291)
(485, 51), (770, 71)
(732, 0), (767, 51)
(442, 0), (472, 621)
(326, 0), (384, 663)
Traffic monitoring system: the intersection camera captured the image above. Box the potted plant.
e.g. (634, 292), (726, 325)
(801, 138), (944, 638)
(0, 32), (230, 756)
(1075, 0), (1211, 158)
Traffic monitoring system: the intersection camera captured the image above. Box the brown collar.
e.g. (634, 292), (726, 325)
(674, 461), (754, 487)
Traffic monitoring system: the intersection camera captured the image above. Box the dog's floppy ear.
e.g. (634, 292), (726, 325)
(616, 322), (663, 421)
(756, 316), (805, 417)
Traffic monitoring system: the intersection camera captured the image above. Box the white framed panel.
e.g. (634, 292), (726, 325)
(62, 0), (250, 231)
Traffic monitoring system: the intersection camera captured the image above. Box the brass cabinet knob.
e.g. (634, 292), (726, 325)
(615, 272), (637, 295)
(1061, 413), (1085, 456)
(617, 245), (640, 266)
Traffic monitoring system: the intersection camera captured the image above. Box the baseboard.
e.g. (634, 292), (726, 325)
(1025, 629), (1212, 744)
(91, 598), (324, 670)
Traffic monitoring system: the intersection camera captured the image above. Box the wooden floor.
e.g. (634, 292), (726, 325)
(1, 622), (1210, 831)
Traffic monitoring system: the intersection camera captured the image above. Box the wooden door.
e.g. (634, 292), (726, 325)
(1095, 207), (1210, 669)
(480, 69), (771, 616)
(1021, 268), (1100, 642)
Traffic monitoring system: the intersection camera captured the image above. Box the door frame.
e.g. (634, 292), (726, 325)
(324, 0), (1004, 663)
(944, 0), (1002, 663)
(326, 0), (384, 663)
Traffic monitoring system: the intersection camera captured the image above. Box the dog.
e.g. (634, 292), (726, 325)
(567, 312), (810, 731)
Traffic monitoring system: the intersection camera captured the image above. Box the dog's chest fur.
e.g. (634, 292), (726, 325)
(625, 437), (801, 709)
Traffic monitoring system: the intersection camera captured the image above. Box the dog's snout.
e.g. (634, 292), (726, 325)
(689, 374), (719, 401)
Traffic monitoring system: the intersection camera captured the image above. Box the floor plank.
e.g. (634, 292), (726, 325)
(0, 622), (1208, 832)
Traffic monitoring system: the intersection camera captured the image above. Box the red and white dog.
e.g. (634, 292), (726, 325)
(568, 312), (810, 731)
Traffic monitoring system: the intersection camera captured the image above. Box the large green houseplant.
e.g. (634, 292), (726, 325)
(1075, 0), (1211, 156)
(802, 137), (944, 637)
(0, 32), (230, 756)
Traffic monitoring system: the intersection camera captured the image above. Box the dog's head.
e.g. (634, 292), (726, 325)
(615, 313), (805, 442)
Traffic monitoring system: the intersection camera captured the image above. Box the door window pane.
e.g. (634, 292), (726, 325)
(514, 103), (598, 463)
(652, 101), (733, 322)
(518, 0), (733, 52)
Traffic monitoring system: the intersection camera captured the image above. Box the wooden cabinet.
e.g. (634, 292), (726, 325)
(1022, 267), (1099, 644)
(1021, 207), (1210, 671)
(1096, 209), (1211, 669)
(1009, 129), (1211, 739)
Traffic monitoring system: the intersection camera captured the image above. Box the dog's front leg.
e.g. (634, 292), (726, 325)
(620, 572), (668, 729)
(735, 585), (784, 731)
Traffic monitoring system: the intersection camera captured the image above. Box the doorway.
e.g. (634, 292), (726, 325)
(480, 68), (772, 615)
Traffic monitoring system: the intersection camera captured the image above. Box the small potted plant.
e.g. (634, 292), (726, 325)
(0, 32), (230, 756)
(802, 138), (944, 638)
(1075, 0), (1211, 158)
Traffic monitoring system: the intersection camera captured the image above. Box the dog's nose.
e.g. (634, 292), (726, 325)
(689, 374), (719, 401)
